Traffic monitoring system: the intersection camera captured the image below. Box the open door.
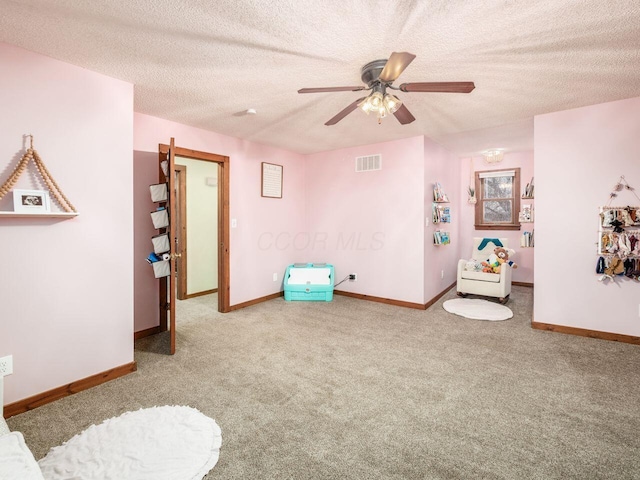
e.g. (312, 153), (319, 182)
(158, 138), (178, 354)
(157, 139), (230, 355)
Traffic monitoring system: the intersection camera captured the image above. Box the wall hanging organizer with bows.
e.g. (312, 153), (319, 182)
(596, 176), (640, 282)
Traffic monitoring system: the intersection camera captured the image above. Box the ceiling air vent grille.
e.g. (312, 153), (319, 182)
(355, 154), (382, 172)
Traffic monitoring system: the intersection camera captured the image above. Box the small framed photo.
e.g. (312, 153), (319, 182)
(13, 189), (51, 213)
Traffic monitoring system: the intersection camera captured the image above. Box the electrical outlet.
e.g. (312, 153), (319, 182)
(349, 273), (357, 281)
(0, 355), (13, 376)
(441, 270), (444, 279)
(273, 272), (278, 281)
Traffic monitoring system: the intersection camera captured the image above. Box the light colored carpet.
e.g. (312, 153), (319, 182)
(7, 286), (640, 479)
(443, 298), (513, 320)
(38, 406), (221, 480)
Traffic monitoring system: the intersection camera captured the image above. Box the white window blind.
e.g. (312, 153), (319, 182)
(479, 170), (516, 179)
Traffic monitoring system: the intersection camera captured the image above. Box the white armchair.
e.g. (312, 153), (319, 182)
(457, 237), (514, 304)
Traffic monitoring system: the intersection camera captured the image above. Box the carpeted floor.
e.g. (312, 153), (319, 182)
(7, 286), (640, 479)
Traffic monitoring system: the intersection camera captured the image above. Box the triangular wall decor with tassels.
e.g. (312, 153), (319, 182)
(0, 135), (77, 213)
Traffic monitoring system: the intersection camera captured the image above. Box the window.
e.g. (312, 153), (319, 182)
(474, 168), (521, 230)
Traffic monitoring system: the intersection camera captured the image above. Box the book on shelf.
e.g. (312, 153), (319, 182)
(440, 206), (450, 223)
(433, 182), (449, 202)
(521, 230), (534, 247)
(518, 204), (533, 222)
(432, 205), (451, 224)
(523, 177), (534, 198)
(434, 230), (450, 245)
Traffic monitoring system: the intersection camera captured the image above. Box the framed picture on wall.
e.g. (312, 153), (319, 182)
(13, 189), (51, 213)
(261, 162), (283, 198)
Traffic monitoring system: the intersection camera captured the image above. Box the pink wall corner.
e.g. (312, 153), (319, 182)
(424, 137), (462, 302)
(305, 136), (426, 304)
(458, 152), (535, 284)
(0, 43), (134, 405)
(133, 113), (306, 321)
(534, 96), (640, 336)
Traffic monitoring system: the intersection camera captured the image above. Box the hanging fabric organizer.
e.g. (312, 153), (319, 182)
(0, 135), (77, 212)
(147, 155), (172, 279)
(596, 176), (640, 282)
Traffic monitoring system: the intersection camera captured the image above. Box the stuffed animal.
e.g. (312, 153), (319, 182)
(481, 253), (500, 273)
(464, 259), (483, 272)
(482, 247), (517, 274)
(494, 247), (518, 273)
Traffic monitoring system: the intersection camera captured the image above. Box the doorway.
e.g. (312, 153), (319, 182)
(174, 158), (219, 300)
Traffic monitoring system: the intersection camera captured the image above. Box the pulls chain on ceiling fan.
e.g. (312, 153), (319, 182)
(298, 52), (475, 126)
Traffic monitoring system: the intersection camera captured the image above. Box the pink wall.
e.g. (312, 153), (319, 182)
(458, 152), (535, 283)
(305, 136), (426, 304)
(0, 43), (134, 405)
(133, 113), (306, 329)
(534, 96), (640, 335)
(424, 137), (462, 300)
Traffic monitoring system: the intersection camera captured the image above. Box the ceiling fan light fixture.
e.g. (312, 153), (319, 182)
(358, 97), (373, 114)
(383, 93), (402, 114)
(298, 51), (475, 126)
(369, 91), (383, 109)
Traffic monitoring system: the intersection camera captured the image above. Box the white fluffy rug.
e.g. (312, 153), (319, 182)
(38, 406), (222, 480)
(443, 298), (513, 321)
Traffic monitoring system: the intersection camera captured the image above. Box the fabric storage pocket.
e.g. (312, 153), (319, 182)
(150, 208), (169, 229)
(149, 183), (168, 202)
(152, 260), (171, 278)
(152, 233), (170, 254)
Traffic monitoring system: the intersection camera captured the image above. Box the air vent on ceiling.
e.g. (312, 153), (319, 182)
(355, 154), (382, 172)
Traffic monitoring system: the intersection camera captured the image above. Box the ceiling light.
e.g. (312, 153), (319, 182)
(358, 85), (403, 123)
(383, 93), (402, 114)
(369, 91), (383, 109)
(482, 149), (504, 164)
(358, 97), (374, 114)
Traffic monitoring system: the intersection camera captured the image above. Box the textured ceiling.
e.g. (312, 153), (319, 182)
(1, 1), (639, 155)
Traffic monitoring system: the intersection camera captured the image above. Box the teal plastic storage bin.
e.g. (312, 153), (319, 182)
(284, 263), (334, 302)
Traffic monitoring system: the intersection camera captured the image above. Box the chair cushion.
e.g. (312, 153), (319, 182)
(460, 271), (501, 283)
(0, 432), (45, 480)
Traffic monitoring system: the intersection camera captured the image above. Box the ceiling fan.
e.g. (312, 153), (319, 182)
(298, 52), (475, 126)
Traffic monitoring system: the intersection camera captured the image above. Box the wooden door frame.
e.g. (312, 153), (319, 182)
(175, 165), (187, 300)
(159, 143), (230, 313)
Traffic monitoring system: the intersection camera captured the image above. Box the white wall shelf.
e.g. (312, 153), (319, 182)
(0, 211), (79, 218)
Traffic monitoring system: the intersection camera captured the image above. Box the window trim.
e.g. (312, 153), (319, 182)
(474, 167), (521, 231)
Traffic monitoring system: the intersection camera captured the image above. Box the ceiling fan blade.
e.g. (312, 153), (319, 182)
(325, 97), (366, 126)
(393, 104), (416, 125)
(378, 52), (416, 83)
(399, 82), (475, 93)
(298, 86), (365, 94)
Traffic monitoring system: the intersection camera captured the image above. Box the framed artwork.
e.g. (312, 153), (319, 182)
(261, 162), (283, 198)
(13, 189), (51, 213)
